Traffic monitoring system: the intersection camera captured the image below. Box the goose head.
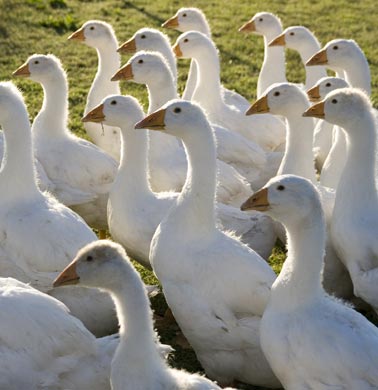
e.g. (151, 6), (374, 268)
(306, 39), (362, 70)
(82, 94), (144, 129)
(118, 28), (172, 54)
(241, 174), (322, 223)
(135, 99), (209, 140)
(111, 51), (172, 85)
(173, 31), (212, 59)
(68, 20), (116, 49)
(53, 240), (131, 291)
(247, 82), (309, 117)
(307, 77), (350, 102)
(239, 12), (282, 37)
(269, 26), (318, 53)
(0, 82), (26, 123)
(303, 87), (372, 128)
(162, 7), (209, 34)
(13, 54), (63, 84)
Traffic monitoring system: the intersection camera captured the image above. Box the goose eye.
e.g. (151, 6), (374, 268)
(333, 45), (338, 50)
(141, 34), (146, 39)
(138, 59), (144, 64)
(184, 38), (189, 43)
(90, 26), (95, 30)
(277, 185), (285, 191)
(325, 82), (331, 87)
(259, 18), (263, 22)
(86, 255), (93, 262)
(110, 100), (117, 105)
(182, 13), (187, 17)
(331, 99), (338, 104)
(273, 91), (280, 97)
(34, 60), (39, 64)
(173, 107), (181, 114)
(289, 32), (294, 36)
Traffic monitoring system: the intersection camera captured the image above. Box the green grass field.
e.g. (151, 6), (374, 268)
(0, 1), (377, 389)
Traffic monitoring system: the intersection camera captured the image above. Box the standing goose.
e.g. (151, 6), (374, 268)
(304, 88), (378, 314)
(173, 31), (286, 152)
(83, 95), (276, 267)
(13, 54), (118, 232)
(248, 83), (354, 300)
(134, 99), (280, 388)
(239, 12), (287, 98)
(0, 81), (117, 336)
(162, 7), (250, 110)
(112, 50), (262, 201)
(55, 240), (236, 390)
(241, 174), (378, 390)
(68, 20), (121, 160)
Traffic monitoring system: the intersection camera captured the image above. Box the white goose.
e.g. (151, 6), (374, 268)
(55, 240), (236, 390)
(0, 277), (117, 390)
(304, 88), (378, 314)
(0, 81), (116, 336)
(162, 7), (250, 110)
(68, 20), (121, 160)
(239, 12), (287, 98)
(112, 50), (262, 202)
(248, 83), (354, 300)
(173, 31), (286, 153)
(83, 95), (276, 268)
(241, 174), (378, 390)
(134, 100), (280, 388)
(13, 54), (118, 232)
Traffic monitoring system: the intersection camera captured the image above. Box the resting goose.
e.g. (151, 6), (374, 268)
(0, 82), (116, 336)
(83, 95), (276, 267)
(304, 88), (378, 314)
(173, 31), (286, 152)
(0, 277), (117, 390)
(239, 12), (287, 98)
(68, 20), (121, 160)
(13, 54), (118, 232)
(241, 174), (378, 390)
(134, 99), (280, 388)
(248, 83), (354, 300)
(162, 7), (250, 110)
(55, 240), (236, 390)
(112, 50), (261, 202)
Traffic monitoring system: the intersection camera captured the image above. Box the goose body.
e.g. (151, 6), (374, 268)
(68, 20), (121, 160)
(0, 82), (117, 336)
(135, 100), (280, 388)
(242, 174), (378, 390)
(14, 54), (118, 230)
(55, 240), (236, 390)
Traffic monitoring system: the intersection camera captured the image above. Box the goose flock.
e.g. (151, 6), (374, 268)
(1, 5), (378, 390)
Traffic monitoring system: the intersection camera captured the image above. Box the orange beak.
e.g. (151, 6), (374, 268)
(134, 108), (166, 131)
(13, 62), (31, 78)
(241, 188), (270, 212)
(302, 101), (325, 119)
(306, 85), (321, 102)
(53, 260), (80, 287)
(68, 27), (85, 41)
(268, 33), (286, 47)
(162, 15), (179, 29)
(246, 95), (269, 115)
(306, 49), (328, 66)
(239, 20), (256, 33)
(82, 104), (106, 123)
(172, 43), (183, 58)
(118, 38), (137, 53)
(111, 63), (134, 82)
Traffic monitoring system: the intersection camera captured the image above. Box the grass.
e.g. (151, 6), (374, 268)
(0, 0), (377, 388)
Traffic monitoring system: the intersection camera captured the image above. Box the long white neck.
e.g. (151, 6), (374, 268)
(258, 30), (286, 97)
(156, 45), (177, 88)
(146, 74), (178, 114)
(343, 54), (371, 96)
(270, 210), (325, 309)
(320, 126), (347, 189)
(32, 71), (69, 137)
(278, 108), (317, 183)
(166, 125), (217, 237)
(0, 105), (42, 202)
(297, 38), (327, 89)
(335, 112), (378, 214)
(86, 40), (121, 113)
